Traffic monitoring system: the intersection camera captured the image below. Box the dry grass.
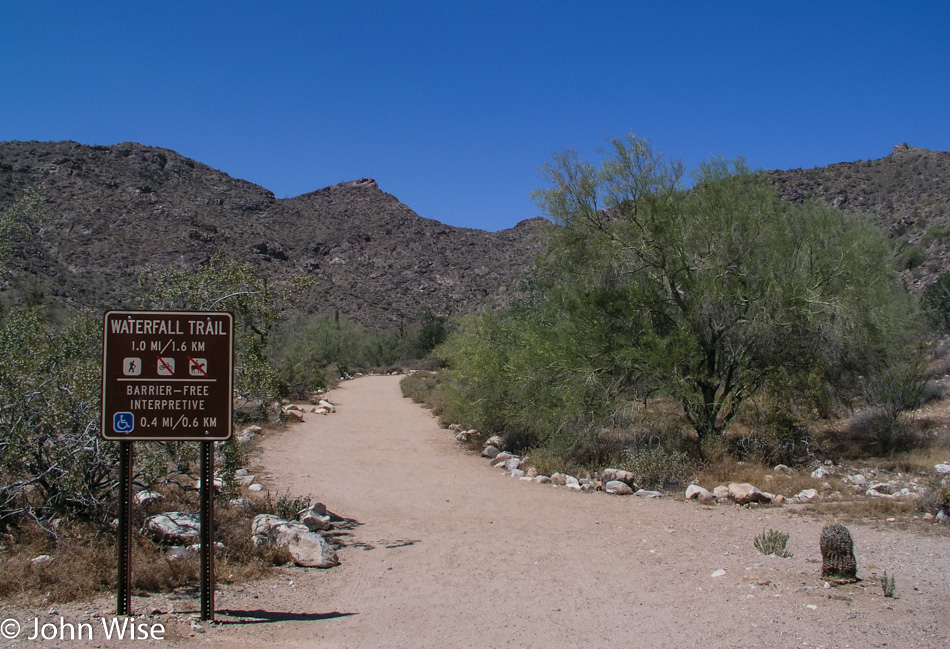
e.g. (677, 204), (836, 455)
(0, 478), (307, 605)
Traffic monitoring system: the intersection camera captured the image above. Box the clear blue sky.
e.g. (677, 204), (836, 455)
(2, 1), (948, 231)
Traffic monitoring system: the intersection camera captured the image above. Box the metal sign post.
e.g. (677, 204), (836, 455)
(199, 441), (215, 621)
(116, 442), (133, 616)
(101, 310), (233, 621)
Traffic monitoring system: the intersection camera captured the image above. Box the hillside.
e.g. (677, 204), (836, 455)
(0, 141), (549, 327)
(2, 141), (950, 326)
(767, 143), (950, 290)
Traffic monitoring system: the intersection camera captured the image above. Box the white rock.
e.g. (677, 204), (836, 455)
(935, 464), (950, 474)
(481, 446), (500, 459)
(146, 512), (201, 544)
(849, 474), (867, 487)
(811, 467), (831, 479)
(535, 476), (551, 484)
(564, 475), (580, 487)
(252, 514), (339, 568)
(495, 452), (514, 463)
(728, 483), (771, 504)
(713, 485), (731, 499)
(793, 488), (818, 502)
(635, 489), (662, 498)
(484, 435), (504, 449)
(550, 473), (567, 486)
(685, 485), (714, 501)
(711, 569), (726, 578)
(604, 480), (634, 495)
(510, 469), (525, 478)
(134, 490), (164, 506)
(248, 484), (264, 492)
(30, 555), (53, 567)
(298, 504), (332, 531)
(504, 457), (522, 471)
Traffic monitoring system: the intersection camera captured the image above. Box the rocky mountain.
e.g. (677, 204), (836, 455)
(766, 143), (950, 290)
(0, 141), (549, 328)
(2, 140), (949, 328)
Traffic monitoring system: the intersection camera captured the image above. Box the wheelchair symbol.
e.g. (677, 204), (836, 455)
(113, 412), (135, 434)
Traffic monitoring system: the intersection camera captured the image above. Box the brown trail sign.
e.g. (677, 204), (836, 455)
(101, 310), (233, 441)
(101, 310), (233, 621)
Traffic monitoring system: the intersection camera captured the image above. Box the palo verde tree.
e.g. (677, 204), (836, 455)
(532, 134), (917, 445)
(140, 253), (290, 414)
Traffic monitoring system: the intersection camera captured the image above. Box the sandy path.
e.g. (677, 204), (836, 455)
(2, 374), (946, 648)
(170, 374), (947, 649)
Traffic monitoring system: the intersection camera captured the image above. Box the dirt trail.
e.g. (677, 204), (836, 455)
(6, 375), (946, 648)
(186, 375), (947, 648)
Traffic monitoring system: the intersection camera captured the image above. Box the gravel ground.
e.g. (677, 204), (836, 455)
(2, 374), (948, 648)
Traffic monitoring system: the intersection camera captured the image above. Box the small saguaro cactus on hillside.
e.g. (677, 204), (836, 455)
(819, 522), (858, 582)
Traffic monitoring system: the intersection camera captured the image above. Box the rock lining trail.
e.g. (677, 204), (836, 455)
(197, 375), (949, 648)
(6, 375), (947, 648)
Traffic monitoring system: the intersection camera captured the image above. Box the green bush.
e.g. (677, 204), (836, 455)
(753, 529), (793, 558)
(617, 445), (692, 491)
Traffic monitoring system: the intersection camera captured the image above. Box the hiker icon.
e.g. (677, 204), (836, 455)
(123, 357), (142, 376)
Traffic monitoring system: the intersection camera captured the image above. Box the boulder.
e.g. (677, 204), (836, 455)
(495, 452), (514, 463)
(727, 483), (771, 505)
(484, 435), (504, 449)
(601, 468), (637, 487)
(685, 485), (714, 501)
(535, 475), (552, 484)
(934, 464), (950, 474)
(134, 490), (164, 506)
(811, 467), (831, 479)
(712, 485), (731, 499)
(604, 480), (634, 495)
(146, 512), (201, 544)
(481, 445), (500, 459)
(635, 490), (662, 498)
(792, 488), (819, 502)
(504, 457), (522, 472)
(868, 482), (893, 495)
(252, 514), (339, 568)
(550, 473), (567, 486)
(298, 504), (332, 531)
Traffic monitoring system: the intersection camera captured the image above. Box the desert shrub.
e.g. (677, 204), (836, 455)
(731, 408), (819, 466)
(753, 529), (793, 557)
(920, 472), (950, 516)
(919, 379), (945, 404)
(847, 410), (917, 455)
(881, 571), (898, 598)
(0, 308), (117, 525)
(921, 272), (950, 334)
(617, 445), (692, 491)
(266, 491), (312, 521)
(400, 371), (447, 416)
